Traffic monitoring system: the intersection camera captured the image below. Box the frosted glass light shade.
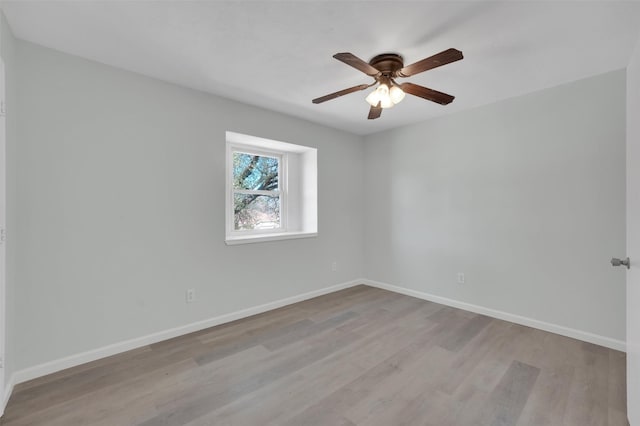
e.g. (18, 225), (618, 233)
(389, 85), (406, 104)
(379, 94), (394, 108)
(365, 89), (381, 106)
(366, 84), (391, 107)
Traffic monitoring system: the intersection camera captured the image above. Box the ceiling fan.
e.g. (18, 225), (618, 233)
(312, 48), (463, 120)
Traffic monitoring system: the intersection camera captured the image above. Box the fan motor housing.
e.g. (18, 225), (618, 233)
(369, 53), (404, 75)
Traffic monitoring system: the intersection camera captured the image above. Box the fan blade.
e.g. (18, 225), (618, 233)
(333, 53), (381, 77)
(368, 102), (382, 119)
(398, 48), (463, 77)
(312, 84), (370, 104)
(401, 82), (455, 105)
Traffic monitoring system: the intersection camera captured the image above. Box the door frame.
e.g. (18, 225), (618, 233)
(0, 56), (7, 412)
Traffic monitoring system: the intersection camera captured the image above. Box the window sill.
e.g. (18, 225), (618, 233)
(225, 231), (317, 246)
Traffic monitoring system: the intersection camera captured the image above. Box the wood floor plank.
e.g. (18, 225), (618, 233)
(452, 386), (493, 426)
(282, 317), (475, 425)
(345, 346), (454, 426)
(439, 314), (492, 353)
(361, 385), (455, 426)
(478, 360), (540, 426)
(261, 310), (358, 351)
(515, 332), (584, 426)
(2, 286), (627, 426)
(141, 328), (359, 425)
(609, 348), (627, 414)
(195, 308), (307, 345)
(563, 342), (612, 426)
(438, 319), (514, 395)
(194, 318), (314, 365)
(517, 363), (575, 426)
(182, 310), (431, 425)
(448, 321), (518, 398)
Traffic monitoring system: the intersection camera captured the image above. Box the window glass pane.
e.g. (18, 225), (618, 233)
(233, 152), (279, 191)
(234, 194), (281, 230)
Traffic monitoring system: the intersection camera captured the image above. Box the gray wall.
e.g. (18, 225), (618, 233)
(0, 12), (17, 390)
(14, 40), (365, 370)
(364, 70), (627, 341)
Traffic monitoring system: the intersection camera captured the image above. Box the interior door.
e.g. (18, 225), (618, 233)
(627, 45), (640, 425)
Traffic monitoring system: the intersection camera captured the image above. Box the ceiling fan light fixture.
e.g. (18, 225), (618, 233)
(313, 48), (462, 119)
(367, 84), (396, 108)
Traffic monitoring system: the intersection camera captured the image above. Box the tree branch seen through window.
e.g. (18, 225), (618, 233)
(232, 152), (282, 230)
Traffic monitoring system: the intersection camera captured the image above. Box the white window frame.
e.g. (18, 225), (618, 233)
(226, 143), (288, 238)
(225, 131), (317, 246)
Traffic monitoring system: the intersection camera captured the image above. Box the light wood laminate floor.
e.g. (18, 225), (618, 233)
(2, 285), (627, 425)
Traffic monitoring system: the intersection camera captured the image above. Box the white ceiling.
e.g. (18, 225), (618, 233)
(3, 1), (640, 135)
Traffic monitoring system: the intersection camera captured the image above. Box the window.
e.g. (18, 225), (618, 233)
(226, 132), (317, 245)
(232, 149), (285, 232)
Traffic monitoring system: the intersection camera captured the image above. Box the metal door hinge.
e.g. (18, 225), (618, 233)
(0, 227), (5, 244)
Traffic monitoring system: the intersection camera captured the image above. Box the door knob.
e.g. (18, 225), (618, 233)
(611, 257), (630, 269)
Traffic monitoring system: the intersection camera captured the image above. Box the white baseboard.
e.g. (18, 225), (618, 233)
(363, 279), (626, 352)
(9, 279), (364, 388)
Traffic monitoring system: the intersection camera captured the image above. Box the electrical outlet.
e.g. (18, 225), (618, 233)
(457, 273), (465, 284)
(331, 261), (337, 272)
(186, 288), (196, 303)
